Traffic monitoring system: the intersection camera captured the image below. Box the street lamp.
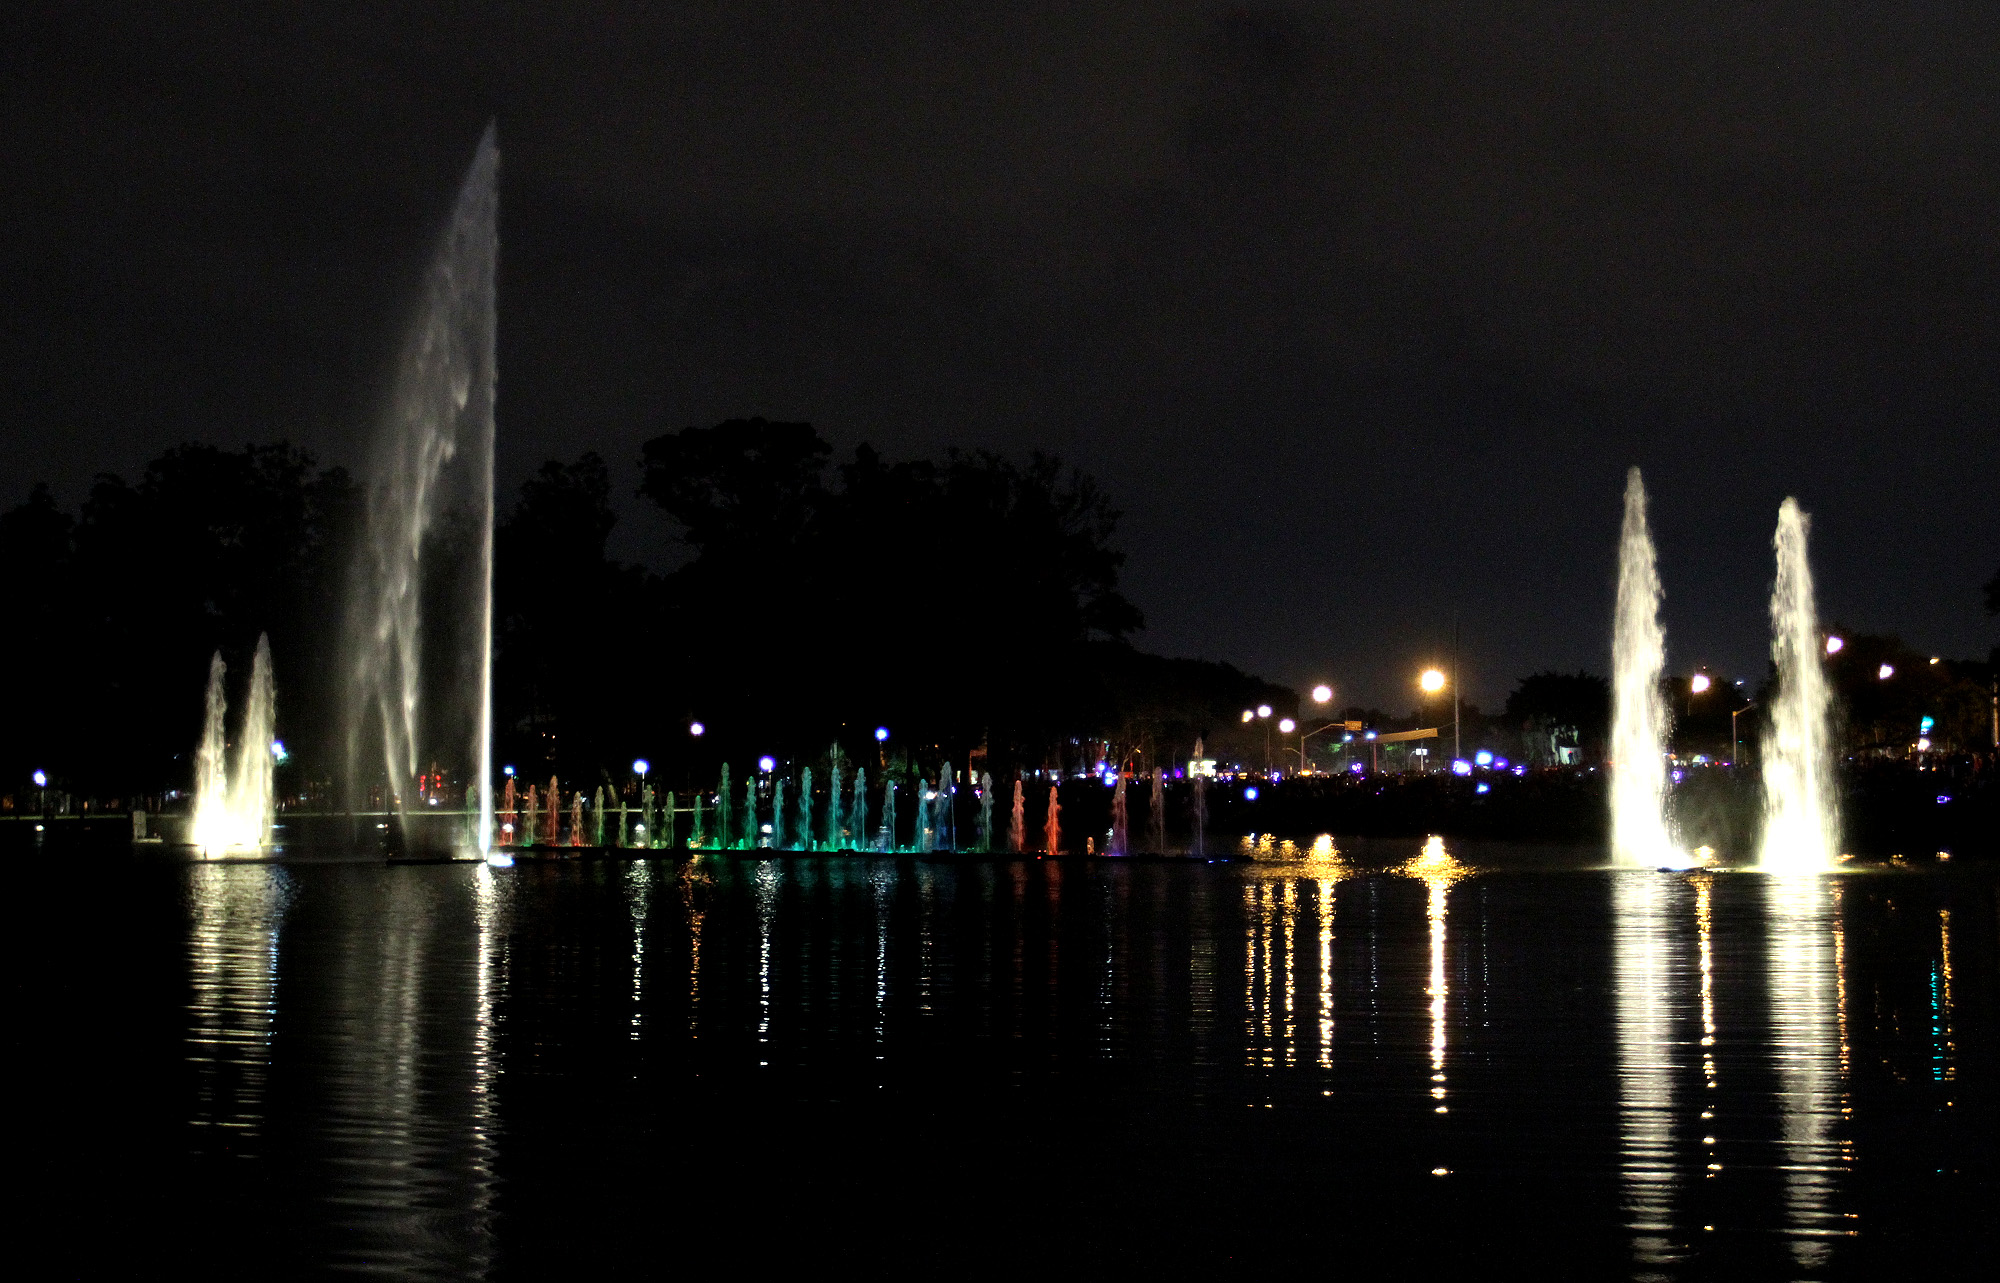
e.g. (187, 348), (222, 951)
(1311, 685), (1333, 705)
(1419, 667), (1458, 766)
(689, 721), (705, 737)
(633, 759), (649, 778)
(1731, 703), (1757, 766)
(1690, 673), (1711, 694)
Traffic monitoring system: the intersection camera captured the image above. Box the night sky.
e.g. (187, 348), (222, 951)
(5, 3), (1996, 708)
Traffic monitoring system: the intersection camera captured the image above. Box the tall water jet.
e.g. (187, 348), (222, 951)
(1110, 774), (1129, 855)
(1149, 767), (1167, 853)
(742, 775), (756, 848)
(1760, 499), (1839, 871)
(191, 635), (279, 854)
(881, 779), (897, 852)
(717, 765), (732, 848)
(344, 125), (498, 855)
(850, 768), (867, 851)
(1044, 783), (1061, 855)
(773, 778), (787, 849)
(1611, 467), (1678, 867)
(978, 772), (995, 852)
(798, 767), (814, 851)
(937, 762), (955, 851)
(1009, 778), (1024, 853)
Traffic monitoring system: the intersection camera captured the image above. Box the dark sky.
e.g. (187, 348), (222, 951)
(5, 2), (1997, 709)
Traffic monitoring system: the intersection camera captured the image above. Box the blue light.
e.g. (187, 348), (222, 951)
(1512, 766), (1526, 776)
(503, 764), (515, 777)
(1672, 769), (1684, 783)
(1491, 756), (1508, 769)
(1452, 760), (1472, 776)
(1244, 786), (1259, 801)
(632, 759), (650, 776)
(1341, 733), (1353, 743)
(1475, 782), (1490, 794)
(874, 726), (889, 742)
(1349, 762), (1364, 774)
(1474, 750), (1493, 767)
(758, 756), (776, 773)
(270, 739), (287, 762)
(31, 770), (46, 787)
(1920, 716), (1935, 733)
(1937, 795), (1952, 805)
(689, 721), (705, 737)
(1364, 730), (1377, 740)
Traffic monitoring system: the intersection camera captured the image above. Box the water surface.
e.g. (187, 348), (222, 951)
(21, 839), (1993, 1278)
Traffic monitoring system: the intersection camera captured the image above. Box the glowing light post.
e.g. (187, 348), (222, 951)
(32, 768), (47, 818)
(1296, 685), (1340, 771)
(1732, 704), (1756, 768)
(1420, 669), (1448, 771)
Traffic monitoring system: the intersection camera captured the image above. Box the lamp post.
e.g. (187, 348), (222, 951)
(1420, 669), (1447, 771)
(1731, 703), (1756, 767)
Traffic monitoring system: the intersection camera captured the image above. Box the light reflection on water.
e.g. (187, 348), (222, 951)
(158, 843), (1988, 1278)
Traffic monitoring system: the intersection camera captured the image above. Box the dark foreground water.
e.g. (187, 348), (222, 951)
(18, 839), (1995, 1279)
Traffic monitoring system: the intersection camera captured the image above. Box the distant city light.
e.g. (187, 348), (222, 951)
(1475, 782), (1490, 794)
(1492, 757), (1509, 769)
(1420, 669), (1446, 693)
(1311, 684), (1333, 704)
(632, 759), (650, 776)
(1671, 769), (1684, 784)
(1244, 786), (1259, 801)
(1920, 716), (1935, 733)
(1241, 709), (1254, 723)
(758, 756), (775, 773)
(1278, 718), (1296, 733)
(1937, 795), (1953, 805)
(1349, 762), (1364, 774)
(874, 726), (889, 741)
(1256, 704), (1272, 719)
(1917, 737), (1932, 752)
(1690, 673), (1711, 694)
(1930, 656), (1941, 665)
(689, 721), (705, 736)
(1512, 766), (1526, 776)
(31, 770), (46, 787)
(1474, 750), (1493, 767)
(1825, 635), (1844, 655)
(1452, 760), (1472, 776)
(1878, 663), (1895, 680)
(761, 823), (773, 834)
(1364, 730), (1377, 741)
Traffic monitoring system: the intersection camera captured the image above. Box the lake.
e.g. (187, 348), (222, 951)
(18, 838), (1993, 1278)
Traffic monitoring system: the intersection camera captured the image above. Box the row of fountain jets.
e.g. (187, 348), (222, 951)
(190, 463), (1839, 869)
(185, 133), (1840, 870)
(1612, 468), (1837, 871)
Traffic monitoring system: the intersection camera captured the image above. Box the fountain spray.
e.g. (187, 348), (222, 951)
(1009, 778), (1025, 853)
(343, 126), (497, 855)
(1149, 766), (1167, 853)
(1044, 782), (1061, 856)
(1760, 498), (1838, 871)
(1110, 773), (1129, 855)
(850, 768), (867, 851)
(1611, 467), (1678, 867)
(799, 767), (814, 852)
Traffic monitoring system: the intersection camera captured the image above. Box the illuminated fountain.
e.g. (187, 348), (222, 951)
(1759, 498), (1839, 871)
(1610, 467), (1681, 867)
(191, 634), (278, 856)
(343, 125), (498, 858)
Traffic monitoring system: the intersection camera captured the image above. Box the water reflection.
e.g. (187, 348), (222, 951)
(1398, 837), (1469, 1115)
(186, 863), (292, 1155)
(145, 846), (1988, 1277)
(1612, 870), (1690, 1270)
(1766, 874), (1850, 1267)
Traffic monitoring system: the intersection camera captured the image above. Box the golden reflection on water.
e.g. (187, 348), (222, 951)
(1239, 835), (1351, 1074)
(1397, 837), (1469, 1116)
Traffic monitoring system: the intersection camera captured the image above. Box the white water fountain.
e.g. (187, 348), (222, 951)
(1610, 467), (1683, 867)
(1759, 498), (1838, 871)
(343, 126), (498, 857)
(191, 634), (278, 856)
